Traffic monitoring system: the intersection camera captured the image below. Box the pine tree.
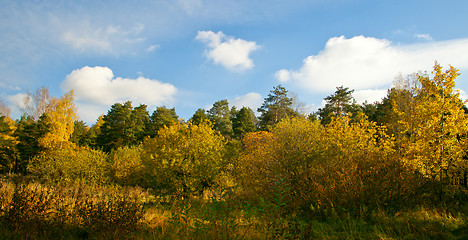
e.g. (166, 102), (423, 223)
(258, 85), (296, 130)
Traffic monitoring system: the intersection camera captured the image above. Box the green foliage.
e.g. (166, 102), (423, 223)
(232, 107), (257, 138)
(317, 86), (362, 125)
(13, 115), (50, 174)
(147, 106), (179, 138)
(190, 108), (209, 125)
(258, 85), (297, 130)
(208, 99), (233, 138)
(70, 120), (89, 146)
(97, 101), (149, 152)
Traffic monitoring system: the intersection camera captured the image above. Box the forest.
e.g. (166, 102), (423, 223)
(0, 63), (467, 239)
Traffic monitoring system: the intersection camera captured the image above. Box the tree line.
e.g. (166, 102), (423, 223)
(0, 63), (467, 214)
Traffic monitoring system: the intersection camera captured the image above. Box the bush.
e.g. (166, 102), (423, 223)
(28, 145), (110, 185)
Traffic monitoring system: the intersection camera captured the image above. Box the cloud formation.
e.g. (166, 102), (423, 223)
(230, 92), (263, 111)
(61, 66), (178, 122)
(276, 36), (468, 93)
(61, 22), (147, 55)
(196, 31), (260, 72)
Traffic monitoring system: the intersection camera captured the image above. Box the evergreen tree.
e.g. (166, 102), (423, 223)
(14, 115), (49, 173)
(317, 86), (362, 125)
(97, 102), (150, 152)
(70, 120), (89, 146)
(232, 107), (257, 138)
(208, 99), (233, 138)
(258, 85), (296, 130)
(147, 106), (178, 138)
(131, 104), (150, 141)
(191, 108), (209, 125)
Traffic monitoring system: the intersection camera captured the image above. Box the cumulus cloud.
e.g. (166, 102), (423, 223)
(230, 92), (263, 110)
(276, 36), (468, 93)
(61, 22), (146, 55)
(353, 89), (388, 104)
(61, 66), (178, 122)
(196, 31), (260, 72)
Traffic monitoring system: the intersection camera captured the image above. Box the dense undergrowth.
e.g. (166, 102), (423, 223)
(1, 177), (467, 239)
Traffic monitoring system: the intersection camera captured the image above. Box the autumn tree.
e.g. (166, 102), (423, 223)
(258, 85), (297, 130)
(141, 121), (226, 198)
(393, 63), (468, 189)
(39, 91), (77, 149)
(0, 116), (17, 173)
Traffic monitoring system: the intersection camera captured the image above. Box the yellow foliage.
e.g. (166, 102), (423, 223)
(110, 145), (144, 185)
(142, 121), (226, 197)
(39, 91), (77, 150)
(393, 63), (468, 183)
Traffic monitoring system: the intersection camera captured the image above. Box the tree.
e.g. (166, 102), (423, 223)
(317, 86), (362, 125)
(208, 99), (233, 138)
(393, 63), (468, 189)
(0, 116), (17, 173)
(0, 98), (11, 117)
(131, 104), (150, 141)
(142, 121), (226, 198)
(190, 108), (209, 125)
(147, 106), (178, 138)
(38, 91), (77, 149)
(14, 115), (49, 173)
(258, 85), (297, 130)
(70, 120), (89, 146)
(23, 86), (51, 121)
(232, 107), (257, 138)
(97, 101), (149, 152)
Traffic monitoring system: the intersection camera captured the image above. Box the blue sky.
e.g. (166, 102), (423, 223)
(2, 0), (468, 124)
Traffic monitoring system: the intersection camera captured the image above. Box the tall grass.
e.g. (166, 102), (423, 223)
(0, 178), (466, 239)
(0, 179), (143, 239)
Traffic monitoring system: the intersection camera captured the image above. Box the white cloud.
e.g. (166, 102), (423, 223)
(61, 66), (178, 122)
(196, 31), (260, 72)
(61, 22), (146, 55)
(7, 93), (28, 109)
(6, 93), (28, 119)
(230, 92), (263, 111)
(353, 89), (388, 104)
(276, 36), (468, 93)
(414, 33), (433, 41)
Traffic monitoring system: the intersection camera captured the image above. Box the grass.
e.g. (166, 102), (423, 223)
(0, 179), (466, 239)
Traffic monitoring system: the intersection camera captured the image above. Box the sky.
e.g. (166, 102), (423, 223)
(2, 0), (468, 124)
